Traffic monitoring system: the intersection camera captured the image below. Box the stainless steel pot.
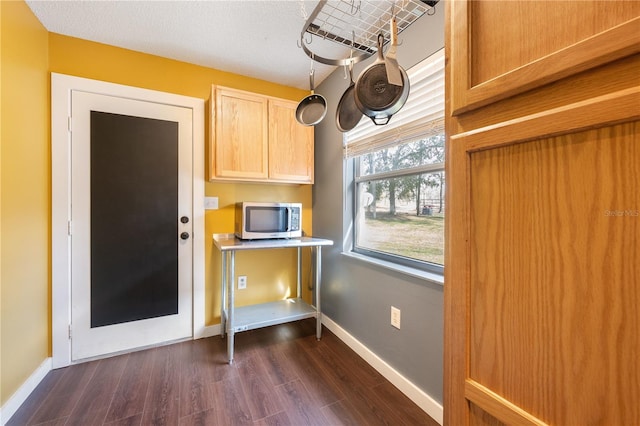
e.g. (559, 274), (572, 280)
(354, 34), (409, 126)
(335, 62), (362, 132)
(295, 68), (327, 126)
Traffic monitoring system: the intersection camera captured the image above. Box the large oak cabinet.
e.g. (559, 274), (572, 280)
(444, 2), (639, 425)
(209, 86), (314, 184)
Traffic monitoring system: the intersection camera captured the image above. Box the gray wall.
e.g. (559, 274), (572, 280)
(312, 6), (446, 403)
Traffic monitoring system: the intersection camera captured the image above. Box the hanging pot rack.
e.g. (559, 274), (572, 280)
(299, 0), (438, 67)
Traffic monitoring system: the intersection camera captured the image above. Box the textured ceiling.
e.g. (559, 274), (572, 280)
(26, 0), (347, 90)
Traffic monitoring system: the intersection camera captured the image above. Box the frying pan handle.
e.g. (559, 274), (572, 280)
(371, 115), (392, 126)
(309, 69), (316, 93)
(391, 17), (398, 46)
(348, 60), (354, 83)
(376, 33), (385, 61)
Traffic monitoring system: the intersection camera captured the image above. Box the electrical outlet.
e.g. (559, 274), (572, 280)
(391, 306), (401, 329)
(238, 275), (247, 290)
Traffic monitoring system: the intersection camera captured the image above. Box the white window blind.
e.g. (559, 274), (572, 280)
(344, 48), (444, 159)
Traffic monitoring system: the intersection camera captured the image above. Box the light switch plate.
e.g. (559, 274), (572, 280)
(204, 196), (218, 210)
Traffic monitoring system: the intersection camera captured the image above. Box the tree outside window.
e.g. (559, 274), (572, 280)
(355, 134), (445, 268)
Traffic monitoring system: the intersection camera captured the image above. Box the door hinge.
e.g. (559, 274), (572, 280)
(67, 220), (73, 236)
(68, 116), (72, 132)
(68, 324), (72, 339)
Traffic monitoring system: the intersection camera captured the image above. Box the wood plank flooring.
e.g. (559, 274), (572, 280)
(8, 319), (439, 426)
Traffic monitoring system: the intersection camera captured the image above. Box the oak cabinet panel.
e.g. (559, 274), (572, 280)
(213, 87), (268, 180)
(268, 98), (314, 184)
(449, 1), (640, 114)
(445, 1), (640, 425)
(210, 86), (314, 184)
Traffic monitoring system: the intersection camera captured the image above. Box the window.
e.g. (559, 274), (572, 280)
(345, 48), (444, 273)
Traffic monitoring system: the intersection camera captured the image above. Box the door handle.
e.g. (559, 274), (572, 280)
(180, 232), (190, 240)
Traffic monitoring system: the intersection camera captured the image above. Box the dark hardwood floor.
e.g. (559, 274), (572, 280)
(8, 319), (439, 426)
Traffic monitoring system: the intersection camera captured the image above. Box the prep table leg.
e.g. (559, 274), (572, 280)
(227, 251), (235, 364)
(296, 247), (302, 298)
(220, 251), (226, 339)
(316, 246), (322, 340)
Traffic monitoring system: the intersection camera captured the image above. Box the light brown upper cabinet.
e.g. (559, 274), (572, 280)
(445, 1), (639, 426)
(267, 98), (314, 183)
(209, 86), (314, 184)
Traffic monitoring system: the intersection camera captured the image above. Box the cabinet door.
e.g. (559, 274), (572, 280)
(268, 98), (314, 184)
(448, 1), (640, 115)
(212, 87), (268, 180)
(445, 2), (640, 425)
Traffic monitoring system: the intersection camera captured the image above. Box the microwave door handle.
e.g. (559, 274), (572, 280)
(285, 207), (292, 232)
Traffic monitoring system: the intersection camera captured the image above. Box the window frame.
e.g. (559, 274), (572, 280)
(351, 151), (445, 276)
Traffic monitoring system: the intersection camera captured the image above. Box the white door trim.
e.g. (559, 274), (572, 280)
(51, 73), (205, 368)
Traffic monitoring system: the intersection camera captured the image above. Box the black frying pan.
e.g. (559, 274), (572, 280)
(336, 62), (362, 132)
(296, 69), (327, 126)
(354, 34), (409, 126)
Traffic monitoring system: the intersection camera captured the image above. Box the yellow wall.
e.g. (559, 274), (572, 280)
(1, 1), (314, 408)
(1, 0), (50, 407)
(48, 33), (315, 327)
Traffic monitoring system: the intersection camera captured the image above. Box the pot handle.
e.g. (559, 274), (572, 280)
(376, 33), (385, 61)
(371, 115), (392, 126)
(309, 67), (316, 94)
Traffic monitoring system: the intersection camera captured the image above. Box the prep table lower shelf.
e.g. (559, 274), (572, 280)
(224, 298), (317, 333)
(213, 234), (334, 364)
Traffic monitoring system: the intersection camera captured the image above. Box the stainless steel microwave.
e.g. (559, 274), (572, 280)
(234, 202), (302, 240)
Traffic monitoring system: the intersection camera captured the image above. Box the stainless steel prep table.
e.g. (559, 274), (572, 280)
(213, 234), (334, 363)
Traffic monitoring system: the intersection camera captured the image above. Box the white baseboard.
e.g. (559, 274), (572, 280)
(1, 358), (52, 425)
(199, 323), (222, 339)
(321, 315), (443, 425)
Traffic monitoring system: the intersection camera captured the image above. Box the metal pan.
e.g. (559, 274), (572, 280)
(354, 33), (409, 126)
(335, 62), (362, 132)
(295, 68), (327, 126)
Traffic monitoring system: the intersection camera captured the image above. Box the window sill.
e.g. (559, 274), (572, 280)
(341, 251), (444, 287)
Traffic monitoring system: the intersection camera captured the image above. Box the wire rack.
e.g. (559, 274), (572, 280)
(300, 0), (437, 66)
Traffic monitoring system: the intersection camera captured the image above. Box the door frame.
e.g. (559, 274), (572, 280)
(51, 73), (205, 368)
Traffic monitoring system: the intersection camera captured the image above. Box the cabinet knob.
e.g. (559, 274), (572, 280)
(180, 216), (189, 224)
(180, 232), (190, 240)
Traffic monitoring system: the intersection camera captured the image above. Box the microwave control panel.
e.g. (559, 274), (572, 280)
(291, 209), (301, 231)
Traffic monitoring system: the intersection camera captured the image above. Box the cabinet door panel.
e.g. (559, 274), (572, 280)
(468, 122), (639, 425)
(214, 87), (268, 179)
(449, 1), (640, 114)
(448, 99), (640, 426)
(445, 1), (640, 425)
(268, 99), (314, 183)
